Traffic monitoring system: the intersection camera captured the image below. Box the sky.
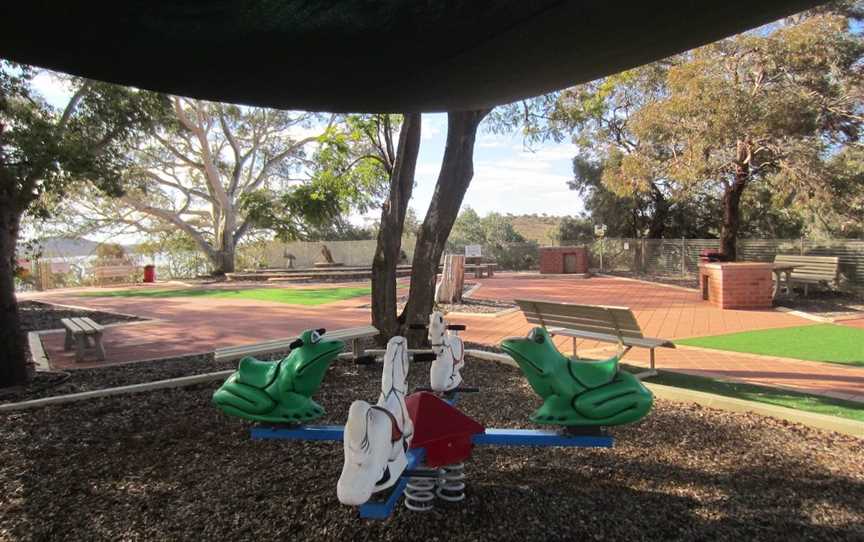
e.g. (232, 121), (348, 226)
(31, 73), (585, 240)
(406, 114), (583, 222)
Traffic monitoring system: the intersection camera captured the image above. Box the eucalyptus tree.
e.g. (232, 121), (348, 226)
(604, 10), (863, 258)
(0, 62), (167, 386)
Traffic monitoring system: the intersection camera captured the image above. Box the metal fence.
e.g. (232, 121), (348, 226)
(591, 238), (864, 290)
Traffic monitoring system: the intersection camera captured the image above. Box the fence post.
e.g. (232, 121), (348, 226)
(800, 236), (805, 256)
(599, 239), (604, 273)
(641, 238), (647, 273)
(681, 237), (686, 276)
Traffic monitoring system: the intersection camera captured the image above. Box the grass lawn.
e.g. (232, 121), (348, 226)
(79, 286), (371, 306)
(676, 324), (864, 367)
(623, 365), (864, 422)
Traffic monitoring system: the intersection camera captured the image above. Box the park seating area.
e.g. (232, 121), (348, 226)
(514, 298), (675, 376)
(774, 254), (841, 295)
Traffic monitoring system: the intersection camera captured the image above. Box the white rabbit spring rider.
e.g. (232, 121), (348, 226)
(428, 311), (466, 393)
(337, 336), (414, 506)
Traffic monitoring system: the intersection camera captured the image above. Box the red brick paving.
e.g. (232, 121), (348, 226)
(25, 274), (864, 402)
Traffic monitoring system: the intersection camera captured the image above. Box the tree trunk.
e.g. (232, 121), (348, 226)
(0, 203), (28, 388)
(400, 109), (490, 346)
(435, 254), (465, 303)
(212, 214), (237, 275)
(647, 185), (668, 239)
(371, 113), (422, 343)
(721, 147), (751, 261)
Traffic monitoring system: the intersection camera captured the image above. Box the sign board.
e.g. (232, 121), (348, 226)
(464, 245), (482, 258)
(594, 224), (607, 237)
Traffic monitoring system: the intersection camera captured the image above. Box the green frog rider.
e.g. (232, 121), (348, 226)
(213, 329), (345, 424)
(500, 327), (652, 426)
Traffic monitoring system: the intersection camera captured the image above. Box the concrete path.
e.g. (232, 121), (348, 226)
(25, 274), (864, 402)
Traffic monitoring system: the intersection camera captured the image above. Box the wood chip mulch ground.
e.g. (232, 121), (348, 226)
(1, 356), (862, 541)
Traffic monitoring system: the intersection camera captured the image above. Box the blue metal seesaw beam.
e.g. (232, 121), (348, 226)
(252, 425), (614, 448)
(472, 429), (614, 448)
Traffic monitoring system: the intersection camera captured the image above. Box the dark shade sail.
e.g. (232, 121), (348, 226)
(0, 1), (826, 112)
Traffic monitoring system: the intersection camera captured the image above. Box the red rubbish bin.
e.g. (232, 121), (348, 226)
(143, 264), (156, 283)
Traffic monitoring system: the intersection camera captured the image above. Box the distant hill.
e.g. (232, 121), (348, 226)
(508, 215), (565, 245)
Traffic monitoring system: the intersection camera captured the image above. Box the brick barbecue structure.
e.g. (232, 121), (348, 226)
(539, 246), (589, 275)
(699, 262), (774, 309)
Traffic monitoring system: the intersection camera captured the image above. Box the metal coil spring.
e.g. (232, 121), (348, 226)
(404, 477), (436, 512)
(435, 463), (466, 502)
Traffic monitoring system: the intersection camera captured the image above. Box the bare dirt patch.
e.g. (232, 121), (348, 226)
(1, 357), (862, 541)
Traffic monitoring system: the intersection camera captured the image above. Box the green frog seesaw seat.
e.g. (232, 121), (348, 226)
(213, 329), (345, 423)
(500, 327), (652, 426)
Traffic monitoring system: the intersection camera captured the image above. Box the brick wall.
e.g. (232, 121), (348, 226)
(539, 246), (588, 274)
(699, 263), (773, 309)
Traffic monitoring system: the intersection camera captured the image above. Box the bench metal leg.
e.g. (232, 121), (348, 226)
(572, 337), (578, 359)
(64, 330), (73, 351)
(75, 335), (86, 362)
(94, 332), (106, 360)
(352, 337), (364, 359)
(649, 348), (655, 370)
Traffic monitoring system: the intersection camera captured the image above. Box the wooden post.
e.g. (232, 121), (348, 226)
(435, 254), (465, 304)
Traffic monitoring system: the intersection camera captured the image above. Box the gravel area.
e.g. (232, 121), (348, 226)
(1, 356), (862, 541)
(775, 291), (864, 320)
(18, 301), (143, 332)
(0, 353), (222, 405)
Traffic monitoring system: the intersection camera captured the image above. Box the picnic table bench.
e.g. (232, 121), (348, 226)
(61, 317), (106, 362)
(214, 325), (380, 362)
(773, 254), (840, 296)
(515, 299), (675, 377)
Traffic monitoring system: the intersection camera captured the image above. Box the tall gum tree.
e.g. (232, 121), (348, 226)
(0, 63), (166, 387)
(604, 11), (863, 259)
(401, 109), (489, 344)
(72, 98), (332, 274)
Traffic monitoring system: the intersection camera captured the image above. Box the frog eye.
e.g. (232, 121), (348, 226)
(529, 329), (545, 344)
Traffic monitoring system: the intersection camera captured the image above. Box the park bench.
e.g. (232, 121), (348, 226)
(515, 299), (674, 377)
(93, 263), (138, 286)
(214, 325), (380, 362)
(773, 254), (841, 296)
(465, 256), (497, 278)
(61, 317), (106, 362)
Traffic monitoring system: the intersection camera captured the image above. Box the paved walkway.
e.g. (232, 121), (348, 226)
(25, 274), (864, 402)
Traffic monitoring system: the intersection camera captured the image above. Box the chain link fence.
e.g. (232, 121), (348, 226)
(589, 238), (864, 291)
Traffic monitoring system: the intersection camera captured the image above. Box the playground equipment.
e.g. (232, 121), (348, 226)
(427, 311), (466, 393)
(212, 329), (344, 423)
(337, 336), (414, 505)
(500, 327), (652, 426)
(244, 316), (653, 520)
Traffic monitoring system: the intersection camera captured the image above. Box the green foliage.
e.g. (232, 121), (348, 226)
(555, 216), (594, 245)
(446, 207), (536, 270)
(242, 114), (394, 243)
(448, 207), (526, 247)
(95, 242), (127, 263)
(604, 11), (863, 232)
(1, 61), (168, 220)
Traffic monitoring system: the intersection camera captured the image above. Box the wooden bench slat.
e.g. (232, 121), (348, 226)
(548, 328), (675, 349)
(523, 314), (645, 338)
(61, 318), (85, 334)
(515, 298), (674, 372)
(520, 308), (642, 330)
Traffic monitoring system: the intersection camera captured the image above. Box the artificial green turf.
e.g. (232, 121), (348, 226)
(676, 324), (864, 367)
(79, 286), (371, 306)
(622, 365), (864, 422)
